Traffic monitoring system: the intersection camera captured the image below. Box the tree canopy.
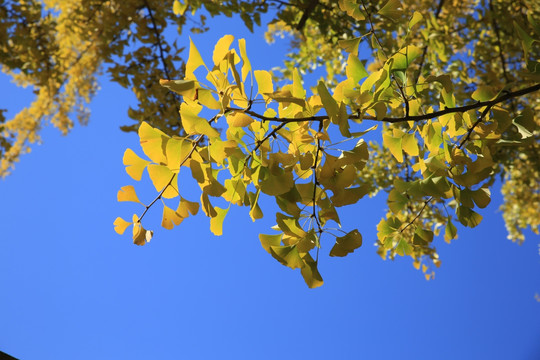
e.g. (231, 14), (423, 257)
(2, 0), (539, 288)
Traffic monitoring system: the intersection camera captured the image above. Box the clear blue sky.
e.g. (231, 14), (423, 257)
(1, 10), (540, 360)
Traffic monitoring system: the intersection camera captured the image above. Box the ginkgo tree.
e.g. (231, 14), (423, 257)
(114, 0), (540, 288)
(1, 0), (539, 288)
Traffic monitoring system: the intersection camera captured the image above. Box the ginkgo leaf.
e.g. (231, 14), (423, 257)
(346, 54), (368, 84)
(213, 34), (234, 66)
(276, 213), (307, 238)
(180, 102), (220, 138)
(388, 189), (408, 213)
(254, 70), (273, 102)
(165, 137), (192, 173)
(114, 217), (132, 235)
(132, 222), (152, 246)
(338, 0), (365, 21)
(226, 112), (254, 127)
(238, 38), (251, 82)
(457, 206), (483, 228)
(408, 11), (423, 30)
(386, 45), (421, 71)
(382, 133), (403, 162)
(117, 185), (143, 205)
(378, 0), (402, 19)
(472, 188), (491, 208)
(270, 245), (304, 269)
(300, 252), (324, 288)
(159, 79), (196, 96)
(338, 37), (362, 55)
(395, 239), (413, 256)
(401, 133), (419, 156)
(210, 207), (228, 236)
(147, 164), (179, 199)
(259, 233), (282, 253)
(329, 229), (362, 257)
(162, 205), (184, 230)
(318, 81), (339, 124)
(123, 148), (150, 181)
(177, 196), (200, 218)
(186, 37), (206, 79)
(139, 122), (169, 165)
(444, 219), (458, 243)
(172, 0), (187, 15)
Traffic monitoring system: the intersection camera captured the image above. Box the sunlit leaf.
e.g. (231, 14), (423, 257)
(378, 0), (402, 19)
(117, 185), (144, 205)
(210, 207), (229, 236)
(213, 34), (234, 66)
(270, 245), (304, 269)
(162, 205), (184, 230)
(226, 112), (254, 127)
(186, 37), (206, 79)
(123, 148), (150, 181)
(147, 164), (179, 199)
(114, 217), (132, 235)
(139, 122), (169, 165)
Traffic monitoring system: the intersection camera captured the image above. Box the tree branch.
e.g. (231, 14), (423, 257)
(230, 83), (540, 125)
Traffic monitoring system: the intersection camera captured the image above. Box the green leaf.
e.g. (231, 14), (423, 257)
(338, 37), (362, 55)
(386, 45), (422, 71)
(378, 0), (402, 19)
(388, 189), (408, 213)
(457, 206), (483, 228)
(408, 11), (423, 30)
(444, 219), (458, 243)
(338, 0), (365, 21)
(346, 54), (368, 84)
(329, 229), (362, 257)
(395, 239), (413, 256)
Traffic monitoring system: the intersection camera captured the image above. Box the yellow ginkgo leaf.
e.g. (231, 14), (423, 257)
(213, 34), (234, 66)
(123, 148), (150, 181)
(132, 222), (152, 246)
(117, 185), (144, 205)
(177, 196), (200, 218)
(162, 205), (184, 230)
(147, 164), (179, 199)
(165, 137), (192, 173)
(113, 217), (132, 235)
(254, 70), (273, 102)
(238, 38), (251, 82)
(139, 122), (169, 165)
(226, 112), (253, 127)
(180, 102), (220, 138)
(210, 207), (229, 236)
(186, 37), (206, 79)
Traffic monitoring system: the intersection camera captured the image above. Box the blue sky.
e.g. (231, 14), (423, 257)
(1, 10), (540, 360)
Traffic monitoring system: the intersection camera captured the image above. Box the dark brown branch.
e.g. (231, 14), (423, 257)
(143, 0), (171, 80)
(231, 83), (540, 125)
(489, 0), (509, 82)
(400, 197), (433, 233)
